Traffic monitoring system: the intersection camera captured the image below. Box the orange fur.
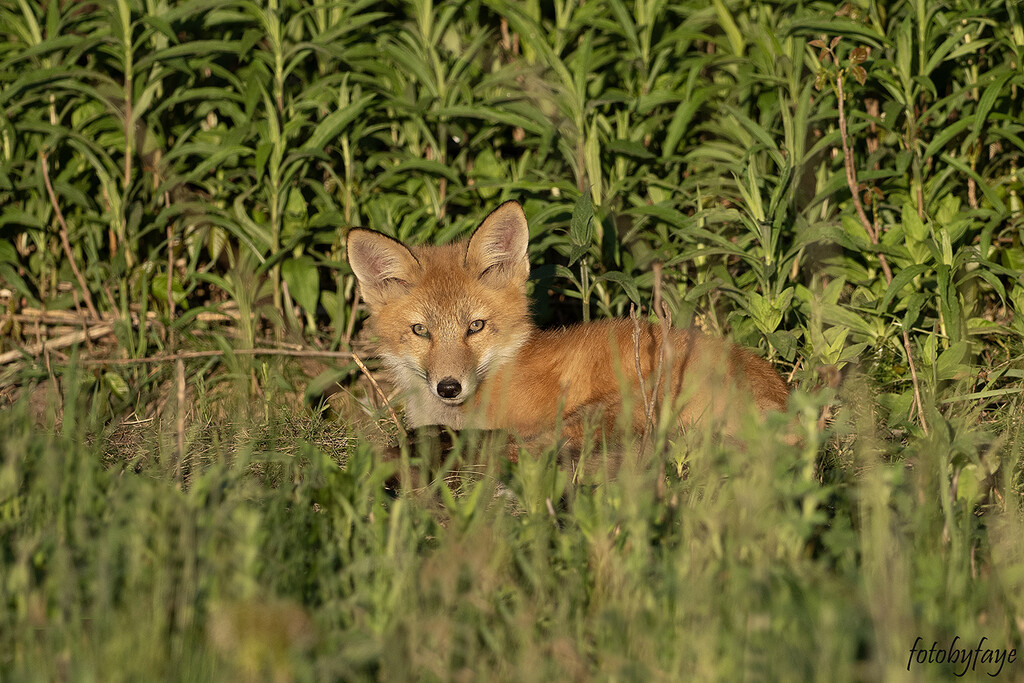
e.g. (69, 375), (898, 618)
(347, 201), (788, 450)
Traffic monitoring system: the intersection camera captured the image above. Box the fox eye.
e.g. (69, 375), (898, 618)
(411, 323), (429, 338)
(467, 319), (486, 335)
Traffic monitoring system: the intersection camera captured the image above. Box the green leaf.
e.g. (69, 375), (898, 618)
(922, 117), (972, 165)
(662, 84), (716, 159)
(151, 274), (186, 306)
(840, 342), (868, 364)
(598, 271), (640, 305)
(711, 0), (744, 56)
(963, 267), (1006, 305)
(935, 341), (969, 381)
(282, 256), (320, 313)
(902, 292), (927, 330)
(878, 264), (930, 312)
(936, 264), (964, 343)
(470, 147), (502, 200)
(303, 93), (375, 152)
(372, 158), (461, 185)
(955, 465), (981, 504)
(568, 243), (590, 266)
(104, 372), (130, 401)
(968, 69), (1013, 147)
(553, 265), (582, 289)
(605, 139), (655, 159)
(0, 239), (18, 263)
(569, 192), (593, 250)
(767, 329), (798, 362)
(820, 303), (875, 339)
(901, 202), (928, 242)
(0, 264), (36, 304)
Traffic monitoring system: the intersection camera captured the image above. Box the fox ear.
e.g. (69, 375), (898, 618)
(466, 201), (530, 287)
(347, 229), (420, 306)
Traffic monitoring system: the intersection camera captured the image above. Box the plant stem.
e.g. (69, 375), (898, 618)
(41, 152), (99, 319)
(835, 71), (928, 435)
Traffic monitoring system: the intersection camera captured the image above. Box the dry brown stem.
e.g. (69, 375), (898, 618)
(835, 71), (928, 435)
(175, 358), (186, 485)
(630, 304), (651, 420)
(3, 320), (407, 438)
(634, 263), (672, 460)
(41, 152), (99, 319)
(0, 323), (114, 365)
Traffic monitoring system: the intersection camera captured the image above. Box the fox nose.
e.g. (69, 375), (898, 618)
(436, 377), (462, 399)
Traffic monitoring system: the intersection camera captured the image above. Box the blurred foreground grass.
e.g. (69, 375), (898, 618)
(2, 360), (1023, 680)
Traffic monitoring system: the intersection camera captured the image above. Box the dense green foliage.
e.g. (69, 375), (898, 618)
(2, 0), (1024, 679)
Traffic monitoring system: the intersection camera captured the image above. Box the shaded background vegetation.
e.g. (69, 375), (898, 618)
(2, 0), (1024, 679)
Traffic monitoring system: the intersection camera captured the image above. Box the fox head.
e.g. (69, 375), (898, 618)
(347, 201), (533, 420)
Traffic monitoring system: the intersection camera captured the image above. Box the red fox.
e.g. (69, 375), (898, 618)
(347, 201), (789, 455)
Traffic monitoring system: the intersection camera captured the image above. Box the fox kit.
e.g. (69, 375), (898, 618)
(347, 201), (788, 454)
